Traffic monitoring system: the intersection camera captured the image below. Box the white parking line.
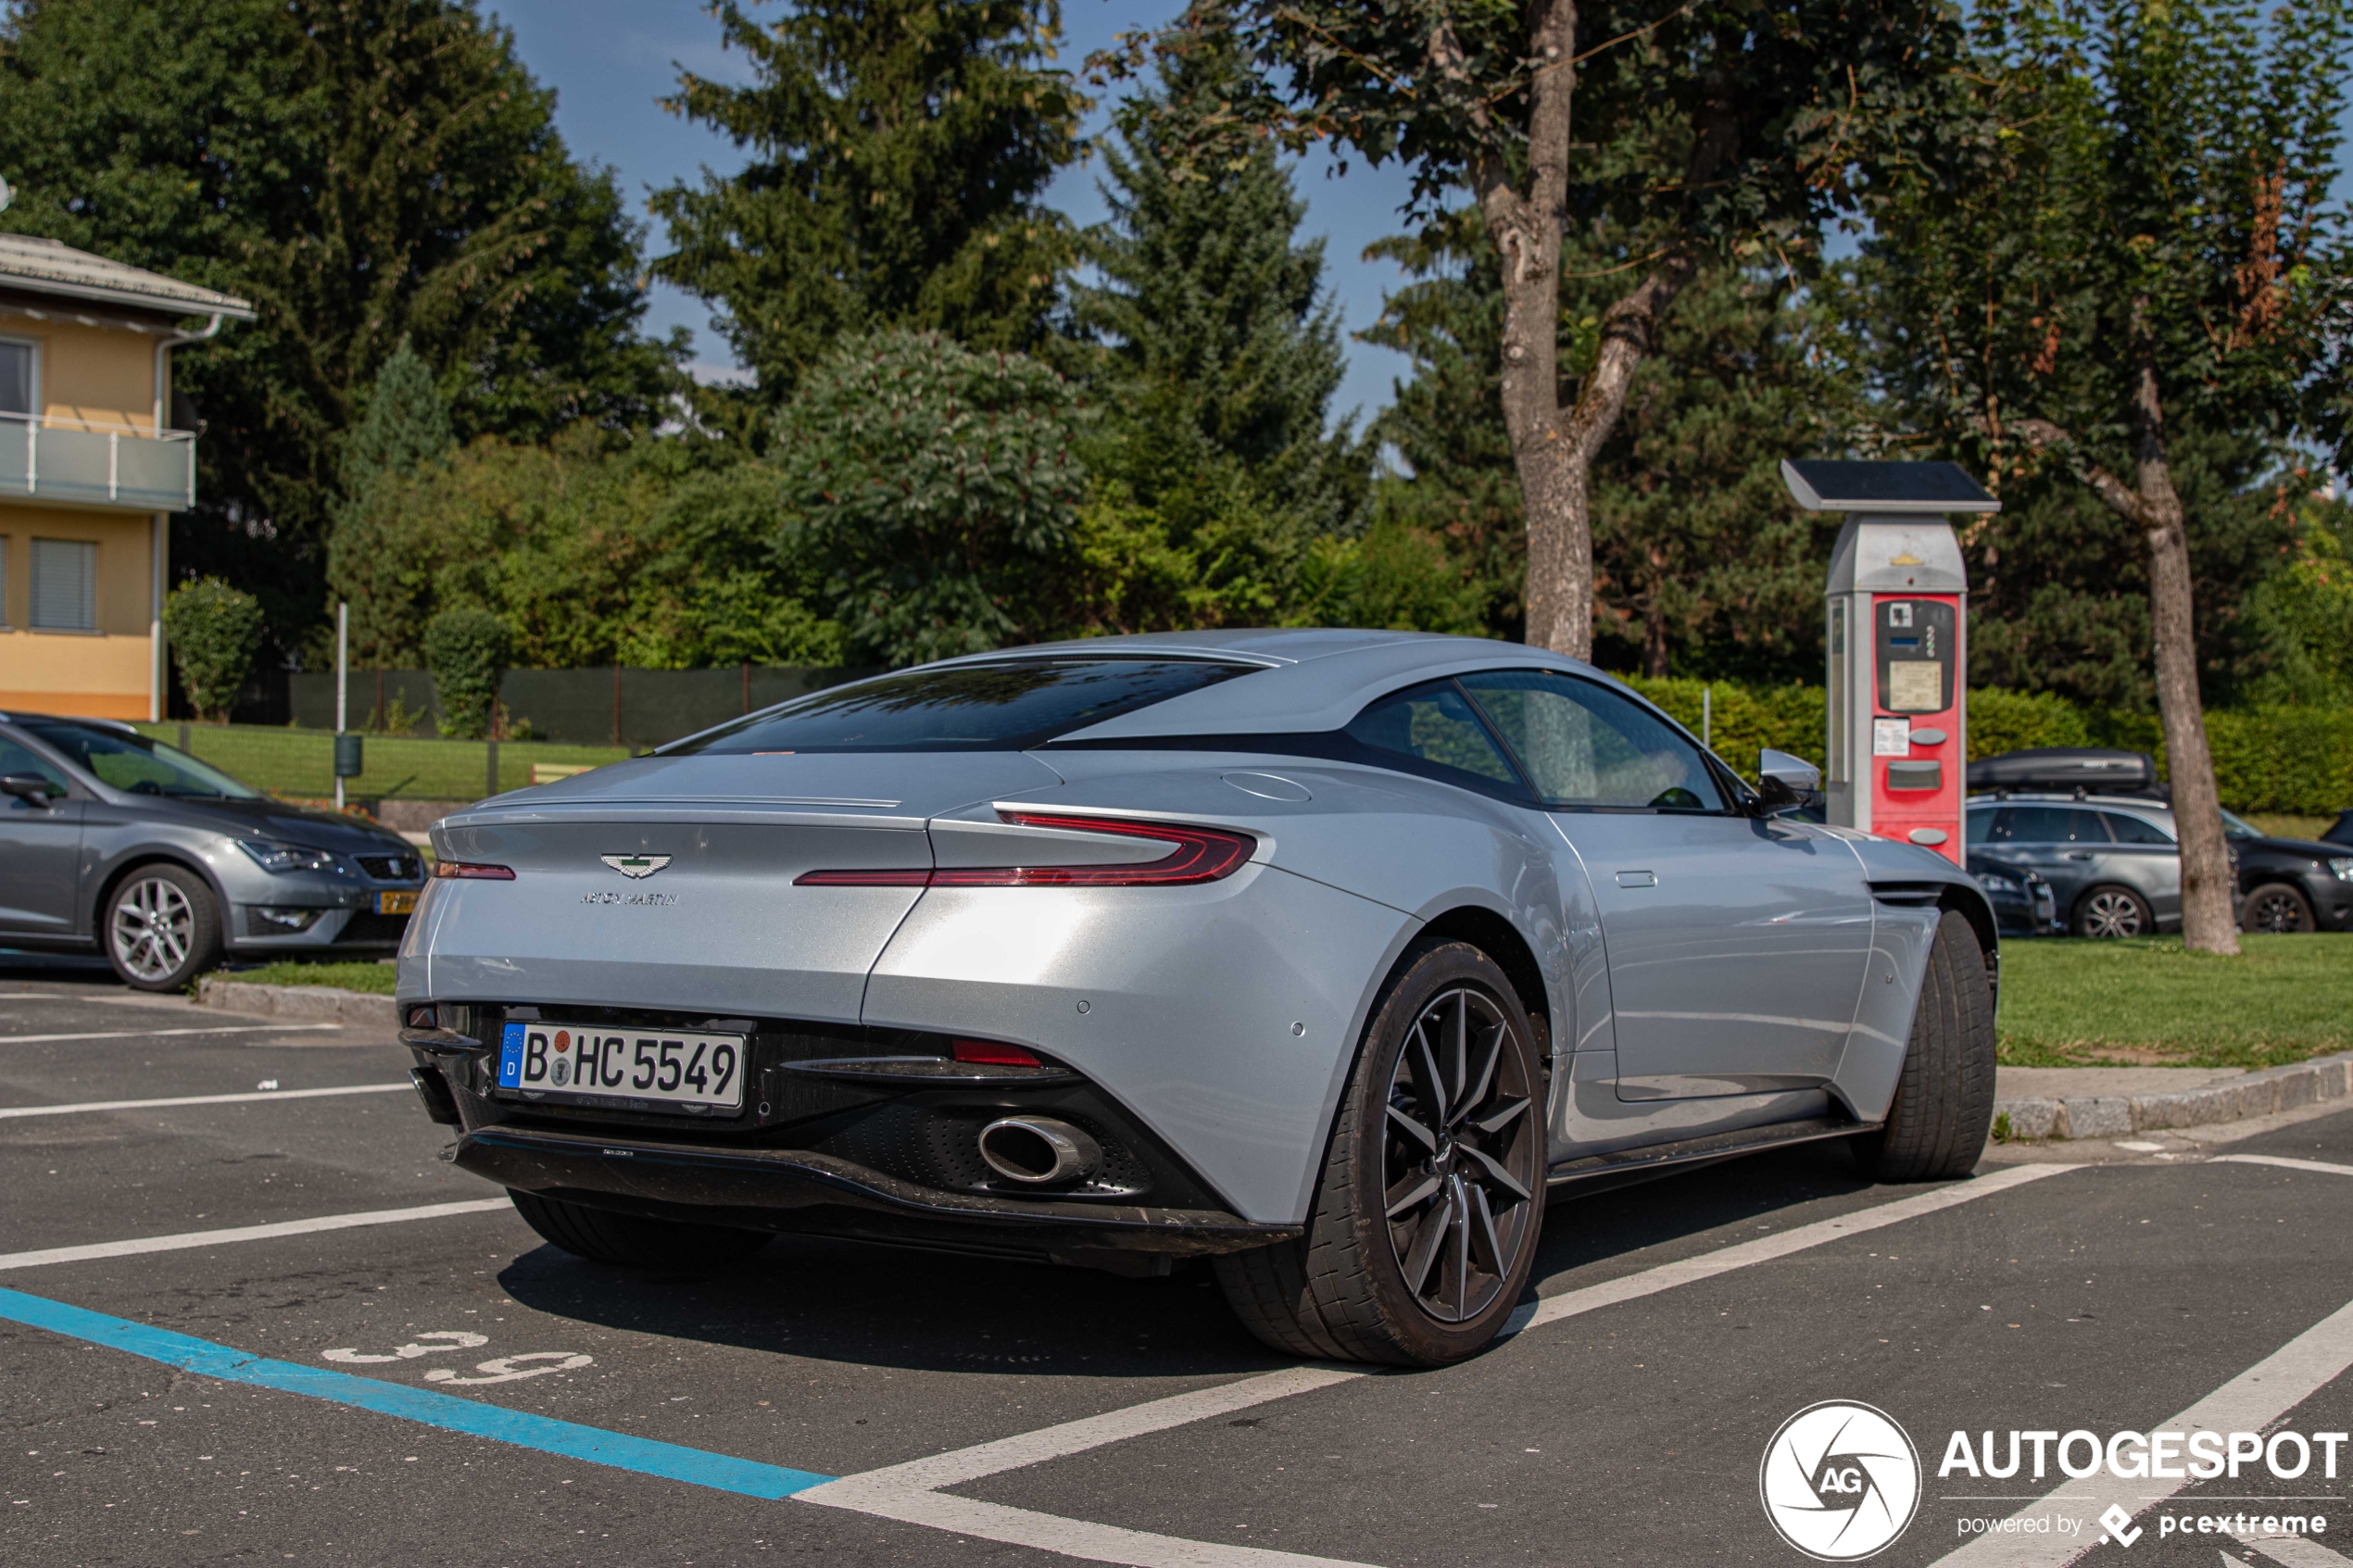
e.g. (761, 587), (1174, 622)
(1934, 1295), (2353, 1565)
(0, 1083), (409, 1121)
(0, 1023), (345, 1045)
(0, 1198), (512, 1273)
(2214, 1154), (2353, 1179)
(1514, 1161), (2075, 1334)
(800, 1164), (2081, 1568)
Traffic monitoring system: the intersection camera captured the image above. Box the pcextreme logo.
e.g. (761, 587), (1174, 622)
(1760, 1400), (1923, 1561)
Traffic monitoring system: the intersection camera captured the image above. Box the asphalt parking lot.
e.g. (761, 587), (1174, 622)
(5, 959), (2350, 1567)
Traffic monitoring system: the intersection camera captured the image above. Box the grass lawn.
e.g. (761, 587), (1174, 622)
(216, 960), (398, 995)
(2244, 813), (2337, 842)
(139, 722), (629, 802)
(1997, 933), (2353, 1070)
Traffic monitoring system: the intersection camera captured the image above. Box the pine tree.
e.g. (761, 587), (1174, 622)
(328, 339), (459, 666)
(651, 0), (1081, 410)
(1073, 34), (1362, 536)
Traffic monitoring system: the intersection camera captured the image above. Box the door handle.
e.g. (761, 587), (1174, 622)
(1615, 870), (1657, 888)
(2064, 851), (2093, 861)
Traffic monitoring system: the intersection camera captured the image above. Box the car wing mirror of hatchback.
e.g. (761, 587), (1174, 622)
(1755, 749), (1824, 816)
(0, 772), (64, 806)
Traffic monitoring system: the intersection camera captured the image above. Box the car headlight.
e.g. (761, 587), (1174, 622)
(1975, 872), (2021, 895)
(236, 838), (341, 874)
(2331, 857), (2353, 883)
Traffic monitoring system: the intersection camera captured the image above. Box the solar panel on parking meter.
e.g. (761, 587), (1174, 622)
(1780, 459), (1999, 866)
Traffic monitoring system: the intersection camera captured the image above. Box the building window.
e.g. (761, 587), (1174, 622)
(31, 537), (94, 631)
(0, 339), (32, 418)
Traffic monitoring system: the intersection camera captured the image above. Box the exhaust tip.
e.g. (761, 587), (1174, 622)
(977, 1116), (1101, 1185)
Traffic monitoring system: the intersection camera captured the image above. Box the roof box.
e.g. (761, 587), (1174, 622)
(1966, 747), (2159, 797)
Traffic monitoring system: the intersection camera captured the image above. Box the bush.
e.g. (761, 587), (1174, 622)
(777, 332), (1088, 666)
(422, 607), (511, 740)
(1967, 686), (2092, 758)
(1622, 677), (1825, 778)
(164, 578), (264, 721)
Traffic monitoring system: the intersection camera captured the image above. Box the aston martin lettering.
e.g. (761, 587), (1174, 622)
(580, 891), (676, 906)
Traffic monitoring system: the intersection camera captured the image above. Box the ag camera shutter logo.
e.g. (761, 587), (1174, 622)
(1760, 1400), (1922, 1560)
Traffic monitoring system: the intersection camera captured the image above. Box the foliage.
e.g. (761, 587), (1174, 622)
(1618, 678), (1827, 781)
(2241, 495), (2353, 708)
(0, 0), (683, 659)
(328, 428), (844, 671)
(1964, 687), (2092, 758)
(422, 607), (512, 740)
(653, 0), (1081, 417)
(164, 579), (265, 722)
(217, 960), (399, 994)
(1071, 31), (1365, 542)
(778, 332), (1086, 665)
(339, 338), (454, 501)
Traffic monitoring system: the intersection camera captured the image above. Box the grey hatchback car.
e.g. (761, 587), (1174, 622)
(0, 713), (427, 989)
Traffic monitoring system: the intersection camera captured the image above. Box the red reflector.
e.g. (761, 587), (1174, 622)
(793, 814), (1255, 889)
(433, 860), (514, 880)
(952, 1038), (1042, 1067)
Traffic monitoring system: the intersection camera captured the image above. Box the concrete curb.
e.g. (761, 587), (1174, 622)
(1994, 1050), (2353, 1141)
(194, 977), (399, 1031)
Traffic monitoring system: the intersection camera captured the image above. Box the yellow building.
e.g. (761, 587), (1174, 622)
(0, 233), (252, 720)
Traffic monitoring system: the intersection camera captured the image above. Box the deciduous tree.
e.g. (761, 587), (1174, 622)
(1855, 0), (2353, 953)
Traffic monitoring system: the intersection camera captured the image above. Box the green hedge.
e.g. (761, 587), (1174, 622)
(1614, 677), (2349, 815)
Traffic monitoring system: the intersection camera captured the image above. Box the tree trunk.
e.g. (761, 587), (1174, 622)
(2129, 368), (2239, 955)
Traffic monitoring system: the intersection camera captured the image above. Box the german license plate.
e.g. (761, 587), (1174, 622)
(376, 890), (417, 915)
(496, 1022), (745, 1111)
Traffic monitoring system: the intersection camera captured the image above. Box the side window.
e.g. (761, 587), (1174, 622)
(1458, 670), (1725, 811)
(1342, 681), (1520, 788)
(2001, 807), (2073, 843)
(2102, 812), (2173, 846)
(0, 736), (70, 795)
(1967, 808), (2002, 843)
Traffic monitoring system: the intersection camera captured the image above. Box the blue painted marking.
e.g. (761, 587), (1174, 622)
(498, 1022), (525, 1087)
(0, 1286), (834, 1498)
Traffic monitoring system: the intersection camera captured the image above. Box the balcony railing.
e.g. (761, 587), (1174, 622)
(0, 410), (196, 511)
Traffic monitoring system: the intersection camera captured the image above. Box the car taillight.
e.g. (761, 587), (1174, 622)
(794, 812), (1255, 889)
(433, 860), (515, 880)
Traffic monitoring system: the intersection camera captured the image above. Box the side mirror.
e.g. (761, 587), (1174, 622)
(1755, 749), (1823, 814)
(1, 773), (63, 807)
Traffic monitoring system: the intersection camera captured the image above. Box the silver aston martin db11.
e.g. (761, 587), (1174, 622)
(397, 630), (1997, 1365)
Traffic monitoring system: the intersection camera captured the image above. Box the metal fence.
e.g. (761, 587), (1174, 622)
(287, 664), (875, 748)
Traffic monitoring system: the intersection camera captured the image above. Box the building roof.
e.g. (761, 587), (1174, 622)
(0, 233), (255, 321)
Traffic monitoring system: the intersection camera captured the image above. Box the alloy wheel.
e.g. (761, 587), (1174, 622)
(2079, 890), (2145, 939)
(112, 875), (195, 983)
(2247, 890), (2310, 935)
(1380, 985), (1541, 1323)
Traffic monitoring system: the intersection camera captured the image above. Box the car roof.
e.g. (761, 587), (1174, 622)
(923, 629), (1626, 741)
(0, 712), (141, 735)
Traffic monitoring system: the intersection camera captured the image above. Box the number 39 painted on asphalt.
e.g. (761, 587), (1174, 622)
(321, 1331), (591, 1384)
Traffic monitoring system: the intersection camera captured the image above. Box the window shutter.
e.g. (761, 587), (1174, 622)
(31, 537), (94, 631)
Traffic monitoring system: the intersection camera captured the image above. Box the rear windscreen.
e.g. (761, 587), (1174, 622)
(664, 659), (1252, 754)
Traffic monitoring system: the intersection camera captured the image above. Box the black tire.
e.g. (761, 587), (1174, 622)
(1214, 942), (1546, 1366)
(102, 862), (222, 992)
(2241, 882), (2315, 935)
(509, 1190), (771, 1270)
(1853, 910), (1996, 1183)
(2071, 883), (2152, 939)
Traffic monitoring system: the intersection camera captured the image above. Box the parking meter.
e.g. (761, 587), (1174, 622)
(1780, 460), (1999, 866)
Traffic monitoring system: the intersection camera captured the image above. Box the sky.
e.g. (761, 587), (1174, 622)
(488, 0), (1422, 423)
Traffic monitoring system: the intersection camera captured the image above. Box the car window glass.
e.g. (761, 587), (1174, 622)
(2220, 809), (2261, 840)
(19, 721), (261, 799)
(670, 659), (1250, 753)
(1342, 682), (1519, 786)
(1999, 806), (2106, 844)
(0, 736), (69, 793)
(2102, 812), (2173, 845)
(1458, 670), (1725, 810)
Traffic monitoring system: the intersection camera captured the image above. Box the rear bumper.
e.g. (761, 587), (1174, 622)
(452, 1123), (1296, 1259)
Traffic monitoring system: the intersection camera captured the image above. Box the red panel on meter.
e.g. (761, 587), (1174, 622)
(1869, 594), (1961, 864)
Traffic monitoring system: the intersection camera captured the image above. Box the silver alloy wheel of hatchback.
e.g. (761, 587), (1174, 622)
(111, 873), (195, 983)
(1381, 985), (1540, 1323)
(2077, 887), (2147, 939)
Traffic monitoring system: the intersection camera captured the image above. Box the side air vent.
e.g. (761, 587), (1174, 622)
(1869, 882), (1946, 908)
